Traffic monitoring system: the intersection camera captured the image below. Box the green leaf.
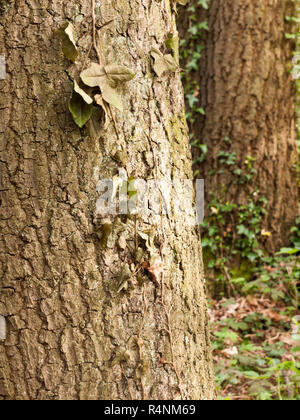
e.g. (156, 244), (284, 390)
(104, 64), (135, 86)
(56, 22), (78, 62)
(243, 370), (260, 379)
(68, 89), (94, 128)
(165, 35), (179, 53)
(151, 48), (178, 78)
(276, 247), (300, 255)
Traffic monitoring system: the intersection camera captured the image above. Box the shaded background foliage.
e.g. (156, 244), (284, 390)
(178, 0), (300, 400)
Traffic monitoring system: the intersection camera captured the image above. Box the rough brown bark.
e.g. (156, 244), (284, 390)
(182, 0), (298, 252)
(0, 0), (215, 400)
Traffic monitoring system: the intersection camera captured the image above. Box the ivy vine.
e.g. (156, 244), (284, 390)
(56, 1), (181, 131)
(55, 13), (136, 130)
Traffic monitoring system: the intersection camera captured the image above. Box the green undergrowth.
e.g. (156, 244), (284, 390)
(199, 137), (268, 295)
(179, 0), (209, 160)
(207, 214), (300, 400)
(210, 246), (300, 400)
(206, 191), (300, 399)
(179, 0), (300, 400)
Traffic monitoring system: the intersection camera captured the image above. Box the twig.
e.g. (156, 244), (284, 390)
(91, 0), (102, 63)
(92, 18), (121, 143)
(135, 215), (138, 251)
(82, 7), (113, 72)
(108, 104), (122, 143)
(81, 42), (93, 72)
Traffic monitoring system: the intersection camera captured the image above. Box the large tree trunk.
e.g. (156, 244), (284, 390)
(0, 0), (215, 400)
(181, 0), (298, 253)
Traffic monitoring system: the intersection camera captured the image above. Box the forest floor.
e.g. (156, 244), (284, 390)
(209, 257), (300, 400)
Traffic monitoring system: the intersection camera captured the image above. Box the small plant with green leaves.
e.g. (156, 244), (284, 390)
(286, 3), (300, 179)
(180, 0), (300, 400)
(178, 0), (209, 162)
(199, 139), (267, 292)
(211, 276), (300, 400)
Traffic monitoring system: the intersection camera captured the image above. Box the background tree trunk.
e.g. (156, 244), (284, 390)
(0, 0), (215, 400)
(181, 0), (298, 253)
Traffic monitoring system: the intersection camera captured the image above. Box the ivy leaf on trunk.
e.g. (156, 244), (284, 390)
(55, 22), (78, 62)
(80, 63), (125, 112)
(68, 82), (94, 128)
(73, 80), (93, 105)
(151, 48), (178, 77)
(94, 94), (110, 129)
(100, 79), (123, 112)
(80, 63), (106, 88)
(104, 64), (136, 87)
